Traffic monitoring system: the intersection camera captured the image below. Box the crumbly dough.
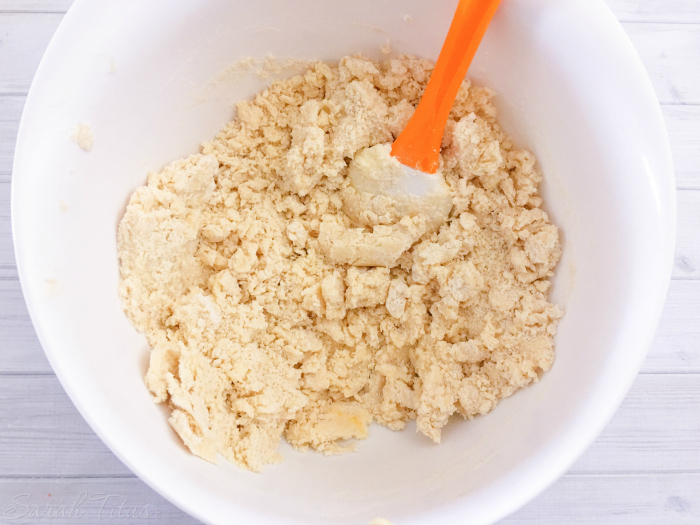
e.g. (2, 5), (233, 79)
(118, 54), (563, 472)
(72, 122), (93, 151)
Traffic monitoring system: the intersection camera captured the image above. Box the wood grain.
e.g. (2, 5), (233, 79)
(0, 375), (132, 478)
(0, 274), (54, 375)
(0, 96), (25, 178)
(642, 282), (700, 373)
(0, 474), (697, 525)
(1, 0), (700, 21)
(0, 478), (194, 524)
(0, 0), (72, 13)
(0, 14), (63, 95)
(0, 180), (14, 268)
(675, 190), (700, 280)
(623, 22), (700, 104)
(503, 473), (700, 524)
(665, 105), (700, 190)
(606, 0), (700, 23)
(571, 374), (700, 473)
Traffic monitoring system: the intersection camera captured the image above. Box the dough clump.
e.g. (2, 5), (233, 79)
(118, 54), (563, 472)
(72, 122), (93, 151)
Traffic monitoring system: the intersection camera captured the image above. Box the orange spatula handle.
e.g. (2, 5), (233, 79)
(391, 0), (502, 174)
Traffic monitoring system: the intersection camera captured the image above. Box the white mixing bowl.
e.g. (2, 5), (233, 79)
(12, 0), (675, 523)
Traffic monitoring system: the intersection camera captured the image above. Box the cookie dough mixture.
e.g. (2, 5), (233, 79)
(118, 55), (562, 472)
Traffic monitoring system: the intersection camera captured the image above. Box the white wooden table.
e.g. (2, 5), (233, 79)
(1, 1), (699, 523)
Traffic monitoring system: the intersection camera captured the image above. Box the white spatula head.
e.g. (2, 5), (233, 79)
(347, 143), (453, 227)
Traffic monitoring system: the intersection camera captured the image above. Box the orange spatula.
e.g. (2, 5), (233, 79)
(391, 0), (502, 174)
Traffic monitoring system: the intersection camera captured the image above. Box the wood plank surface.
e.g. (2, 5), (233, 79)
(0, 180), (14, 268)
(675, 190), (700, 280)
(0, 13), (63, 95)
(0, 96), (25, 178)
(642, 281), (700, 373)
(0, 473), (697, 525)
(0, 0), (72, 13)
(607, 0), (700, 23)
(666, 105), (700, 190)
(623, 22), (700, 104)
(0, 274), (55, 375)
(0, 478), (193, 525)
(0, 375), (132, 478)
(503, 473), (700, 525)
(1, 0), (700, 22)
(571, 374), (700, 473)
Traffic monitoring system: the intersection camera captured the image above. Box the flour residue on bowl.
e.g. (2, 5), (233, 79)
(200, 55), (317, 103)
(117, 54), (563, 472)
(71, 123), (93, 151)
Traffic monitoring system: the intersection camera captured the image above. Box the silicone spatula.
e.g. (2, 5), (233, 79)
(391, 0), (502, 174)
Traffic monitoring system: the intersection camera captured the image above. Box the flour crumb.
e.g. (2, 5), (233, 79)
(205, 56), (315, 99)
(402, 14), (415, 24)
(381, 40), (392, 56)
(254, 55), (316, 78)
(233, 56), (256, 70)
(71, 123), (93, 151)
(59, 200), (68, 213)
(45, 277), (62, 297)
(118, 54), (563, 472)
(370, 519), (394, 525)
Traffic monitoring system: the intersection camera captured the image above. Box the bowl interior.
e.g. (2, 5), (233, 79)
(12, 0), (674, 524)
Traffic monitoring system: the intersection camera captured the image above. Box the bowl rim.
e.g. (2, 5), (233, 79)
(11, 0), (676, 524)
